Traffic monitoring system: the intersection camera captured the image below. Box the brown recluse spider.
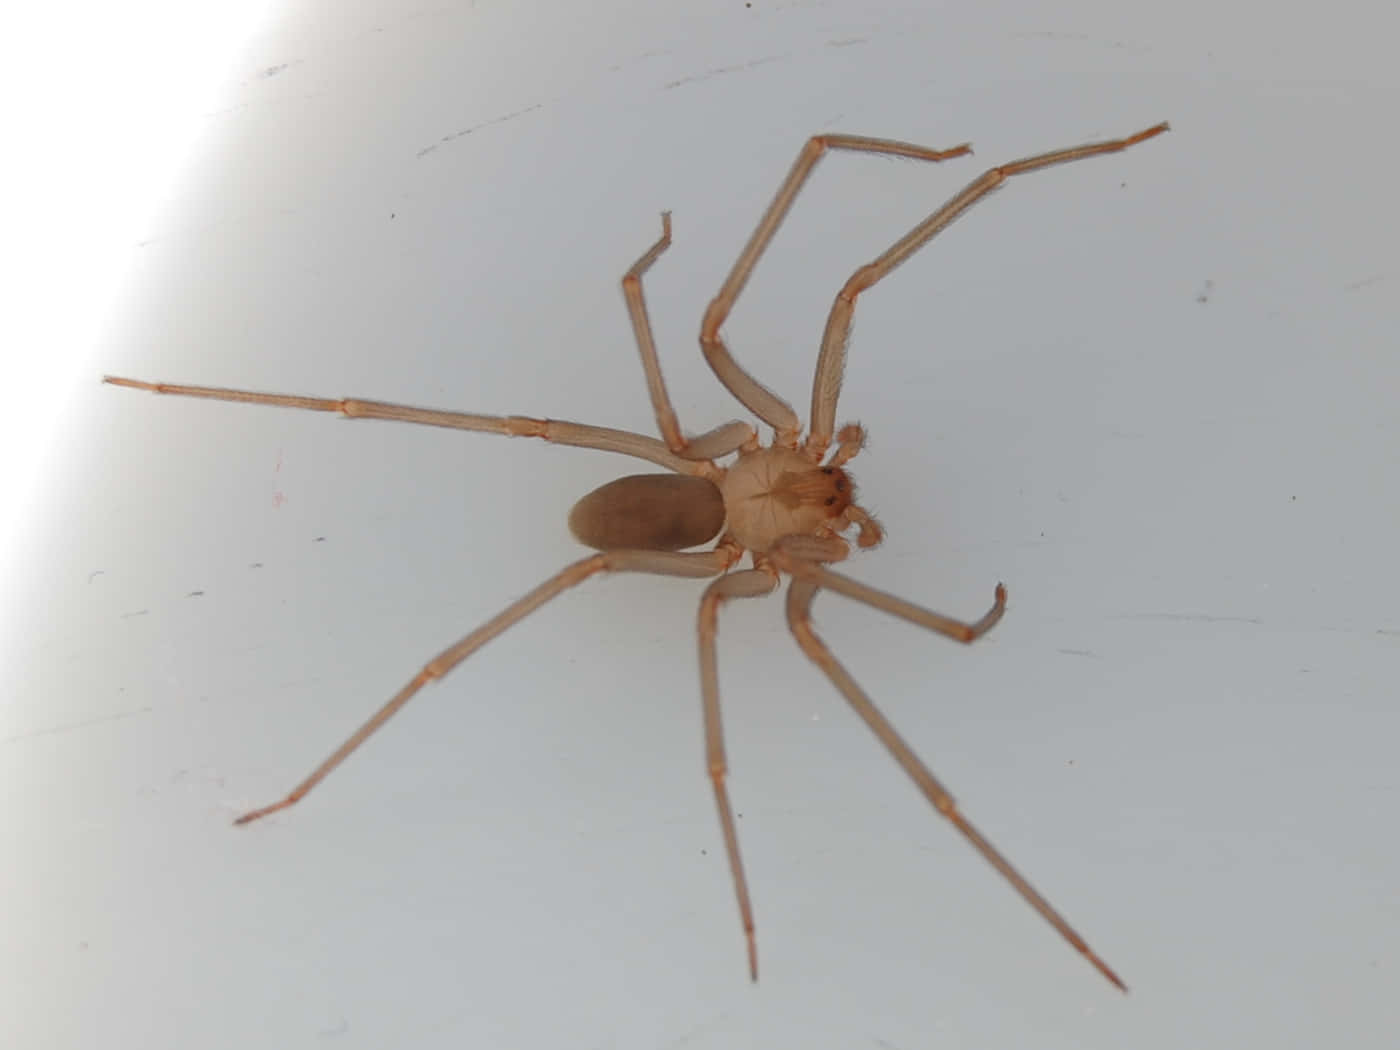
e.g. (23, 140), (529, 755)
(107, 120), (1168, 990)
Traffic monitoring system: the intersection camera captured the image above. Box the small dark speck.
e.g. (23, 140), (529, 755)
(186, 590), (205, 598)
(1196, 279), (1214, 304)
(390, 212), (396, 219)
(314, 536), (326, 543)
(701, 848), (708, 855)
(261, 63), (289, 78)
(1290, 495), (1297, 502)
(1067, 759), (1076, 767)
(121, 609), (150, 619)
(78, 941), (89, 950)
(250, 562), (264, 569)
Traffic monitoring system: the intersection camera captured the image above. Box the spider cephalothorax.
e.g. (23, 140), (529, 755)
(719, 447), (856, 551)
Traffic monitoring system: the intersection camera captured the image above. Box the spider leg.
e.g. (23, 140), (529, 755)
(805, 121), (1170, 459)
(782, 574), (1125, 991)
(699, 134), (973, 448)
(696, 564), (781, 980)
(232, 547), (736, 826)
(770, 536), (1005, 642)
(103, 376), (713, 475)
(622, 213), (757, 461)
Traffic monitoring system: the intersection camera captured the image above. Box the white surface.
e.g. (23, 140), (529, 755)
(5, 2), (1397, 1048)
(2, 2), (274, 561)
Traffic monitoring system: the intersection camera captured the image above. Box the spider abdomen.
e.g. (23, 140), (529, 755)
(719, 447), (853, 553)
(568, 474), (727, 552)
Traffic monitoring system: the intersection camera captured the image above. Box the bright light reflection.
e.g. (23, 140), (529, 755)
(2, 1), (275, 589)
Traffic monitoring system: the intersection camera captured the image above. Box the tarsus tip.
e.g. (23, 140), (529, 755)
(232, 800), (286, 826)
(1092, 956), (1129, 993)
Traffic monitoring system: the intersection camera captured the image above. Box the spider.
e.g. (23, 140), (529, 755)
(107, 119), (1168, 990)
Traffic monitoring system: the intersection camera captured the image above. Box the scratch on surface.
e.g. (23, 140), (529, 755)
(318, 1017), (349, 1038)
(417, 104), (542, 157)
(828, 37), (867, 47)
(660, 1012), (733, 1049)
(665, 54), (785, 90)
(2, 706), (153, 745)
(1343, 273), (1385, 292)
(1009, 30), (1148, 51)
(186, 590), (205, 598)
(121, 608), (150, 619)
(1012, 29), (1093, 41)
(170, 766), (226, 789)
(607, 48), (670, 72)
(1117, 611), (1264, 625)
(1057, 648), (1098, 658)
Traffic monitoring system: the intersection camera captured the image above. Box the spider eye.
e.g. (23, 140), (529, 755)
(821, 466), (833, 475)
(835, 479), (846, 491)
(824, 496), (835, 506)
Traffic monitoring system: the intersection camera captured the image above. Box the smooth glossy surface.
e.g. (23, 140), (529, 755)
(6, 1), (1399, 1048)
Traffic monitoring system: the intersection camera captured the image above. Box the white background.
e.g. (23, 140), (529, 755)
(4, 2), (1397, 1047)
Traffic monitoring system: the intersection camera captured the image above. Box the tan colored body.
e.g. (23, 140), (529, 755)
(568, 474), (726, 551)
(718, 448), (851, 552)
(567, 449), (852, 555)
(103, 119), (1167, 992)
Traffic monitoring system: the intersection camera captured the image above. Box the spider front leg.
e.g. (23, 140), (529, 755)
(621, 213), (757, 461)
(804, 121), (1169, 459)
(700, 134), (974, 447)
